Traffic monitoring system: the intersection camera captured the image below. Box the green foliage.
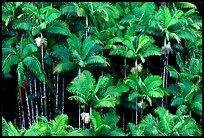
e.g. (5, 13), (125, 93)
(127, 107), (201, 136)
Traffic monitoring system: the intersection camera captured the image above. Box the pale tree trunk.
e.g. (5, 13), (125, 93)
(62, 74), (65, 114)
(39, 84), (43, 115)
(18, 102), (22, 128)
(25, 89), (31, 127)
(21, 103), (25, 128)
(29, 76), (34, 122)
(41, 46), (47, 117)
(161, 38), (167, 107)
(78, 67), (82, 129)
(135, 59), (138, 126)
(34, 77), (38, 117)
(53, 70), (56, 117)
(48, 71), (51, 120)
(123, 57), (127, 130)
(55, 73), (59, 116)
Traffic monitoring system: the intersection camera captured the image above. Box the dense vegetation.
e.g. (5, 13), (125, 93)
(2, 2), (202, 136)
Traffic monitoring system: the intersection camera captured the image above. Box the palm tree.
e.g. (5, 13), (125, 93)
(2, 34), (46, 128)
(122, 34), (161, 125)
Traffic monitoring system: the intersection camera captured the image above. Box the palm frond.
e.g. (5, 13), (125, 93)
(60, 2), (77, 16)
(94, 76), (109, 95)
(53, 61), (76, 73)
(85, 56), (107, 66)
(143, 75), (163, 91)
(47, 20), (70, 36)
(140, 45), (161, 58)
(22, 43), (38, 58)
(175, 2), (197, 9)
(50, 114), (68, 133)
(166, 65), (179, 79)
(23, 56), (45, 83)
(2, 36), (17, 48)
(146, 88), (164, 98)
(45, 8), (61, 24)
(90, 110), (102, 130)
(158, 7), (171, 29)
(12, 19), (31, 31)
(68, 96), (86, 104)
(2, 54), (19, 74)
(81, 36), (95, 60)
(94, 95), (115, 108)
(171, 97), (184, 106)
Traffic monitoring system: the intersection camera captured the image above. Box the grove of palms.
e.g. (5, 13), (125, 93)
(2, 2), (202, 136)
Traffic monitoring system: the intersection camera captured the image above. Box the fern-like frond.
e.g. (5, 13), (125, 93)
(45, 8), (61, 24)
(171, 97), (184, 106)
(166, 65), (179, 79)
(81, 36), (95, 60)
(12, 19), (31, 31)
(90, 110), (102, 131)
(84, 56), (107, 66)
(23, 56), (45, 83)
(175, 2), (197, 9)
(53, 61), (76, 73)
(60, 2), (77, 16)
(146, 88), (164, 98)
(47, 20), (70, 36)
(2, 54), (19, 74)
(94, 95), (115, 108)
(143, 75), (163, 92)
(50, 114), (68, 133)
(68, 96), (86, 104)
(140, 45), (161, 58)
(22, 44), (38, 58)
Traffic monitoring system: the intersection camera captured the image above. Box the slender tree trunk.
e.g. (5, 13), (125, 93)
(162, 38), (167, 107)
(78, 67), (82, 129)
(53, 70), (56, 117)
(62, 74), (65, 114)
(48, 71), (51, 120)
(78, 104), (81, 129)
(34, 77), (38, 117)
(56, 73), (59, 116)
(123, 57), (127, 130)
(21, 103), (25, 128)
(29, 76), (34, 122)
(41, 46), (47, 117)
(165, 54), (169, 105)
(18, 102), (22, 128)
(90, 105), (92, 128)
(25, 89), (31, 127)
(135, 59), (138, 126)
(39, 84), (43, 115)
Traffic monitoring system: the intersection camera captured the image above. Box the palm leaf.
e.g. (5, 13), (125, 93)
(94, 76), (109, 95)
(143, 75), (163, 91)
(84, 56), (107, 66)
(23, 56), (45, 83)
(166, 65), (179, 79)
(171, 97), (184, 106)
(2, 54), (19, 74)
(47, 20), (70, 36)
(51, 114), (68, 133)
(94, 95), (115, 108)
(90, 110), (102, 130)
(68, 96), (86, 104)
(22, 44), (38, 58)
(158, 7), (171, 29)
(146, 88), (164, 98)
(53, 61), (76, 73)
(12, 19), (31, 31)
(81, 36), (95, 60)
(45, 8), (61, 24)
(140, 45), (161, 58)
(175, 2), (197, 9)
